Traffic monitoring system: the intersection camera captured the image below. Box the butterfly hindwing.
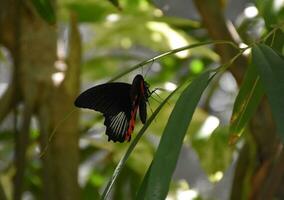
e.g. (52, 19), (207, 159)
(104, 111), (131, 142)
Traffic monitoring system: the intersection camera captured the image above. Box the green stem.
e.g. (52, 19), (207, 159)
(108, 40), (240, 82)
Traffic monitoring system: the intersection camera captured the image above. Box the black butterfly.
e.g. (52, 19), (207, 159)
(74, 74), (151, 142)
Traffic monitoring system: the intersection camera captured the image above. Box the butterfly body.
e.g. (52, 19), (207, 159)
(75, 74), (150, 142)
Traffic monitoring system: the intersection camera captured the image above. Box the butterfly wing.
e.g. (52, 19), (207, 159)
(75, 82), (133, 142)
(139, 99), (147, 124)
(74, 82), (132, 115)
(104, 111), (131, 142)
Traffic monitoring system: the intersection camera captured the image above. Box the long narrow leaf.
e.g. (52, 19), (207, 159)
(252, 44), (284, 142)
(143, 71), (211, 200)
(101, 82), (183, 200)
(229, 62), (264, 144)
(135, 163), (152, 200)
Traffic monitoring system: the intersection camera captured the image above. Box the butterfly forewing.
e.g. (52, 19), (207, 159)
(75, 83), (131, 115)
(131, 75), (148, 124)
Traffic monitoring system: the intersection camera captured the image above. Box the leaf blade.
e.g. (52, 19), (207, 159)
(252, 44), (284, 142)
(144, 71), (211, 200)
(229, 62), (264, 144)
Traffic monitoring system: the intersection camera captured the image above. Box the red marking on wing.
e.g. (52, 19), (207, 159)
(124, 81), (146, 141)
(124, 106), (138, 141)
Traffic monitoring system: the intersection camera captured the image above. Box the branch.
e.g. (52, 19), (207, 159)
(13, 104), (32, 200)
(0, 0), (22, 124)
(257, 144), (284, 199)
(0, 0), (16, 50)
(37, 12), (81, 200)
(0, 80), (18, 123)
(193, 0), (247, 84)
(62, 12), (81, 94)
(230, 142), (254, 200)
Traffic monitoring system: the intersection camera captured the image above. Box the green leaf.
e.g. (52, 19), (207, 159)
(135, 163), (152, 200)
(229, 62), (264, 144)
(32, 0), (56, 24)
(143, 71), (211, 200)
(256, 0), (284, 29)
(101, 82), (182, 200)
(252, 44), (284, 142)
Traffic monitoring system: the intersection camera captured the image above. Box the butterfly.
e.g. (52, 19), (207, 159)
(74, 74), (151, 142)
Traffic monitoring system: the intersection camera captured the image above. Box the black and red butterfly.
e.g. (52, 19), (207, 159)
(74, 74), (151, 143)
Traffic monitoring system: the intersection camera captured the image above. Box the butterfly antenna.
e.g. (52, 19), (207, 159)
(39, 109), (77, 158)
(141, 63), (144, 75)
(144, 60), (154, 79)
(150, 88), (171, 106)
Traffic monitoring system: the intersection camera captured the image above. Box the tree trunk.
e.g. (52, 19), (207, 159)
(0, 1), (81, 199)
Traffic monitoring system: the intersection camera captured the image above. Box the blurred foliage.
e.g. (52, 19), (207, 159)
(58, 0), (217, 82)
(32, 0), (56, 24)
(191, 126), (233, 180)
(255, 0), (284, 27)
(1, 0), (284, 199)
